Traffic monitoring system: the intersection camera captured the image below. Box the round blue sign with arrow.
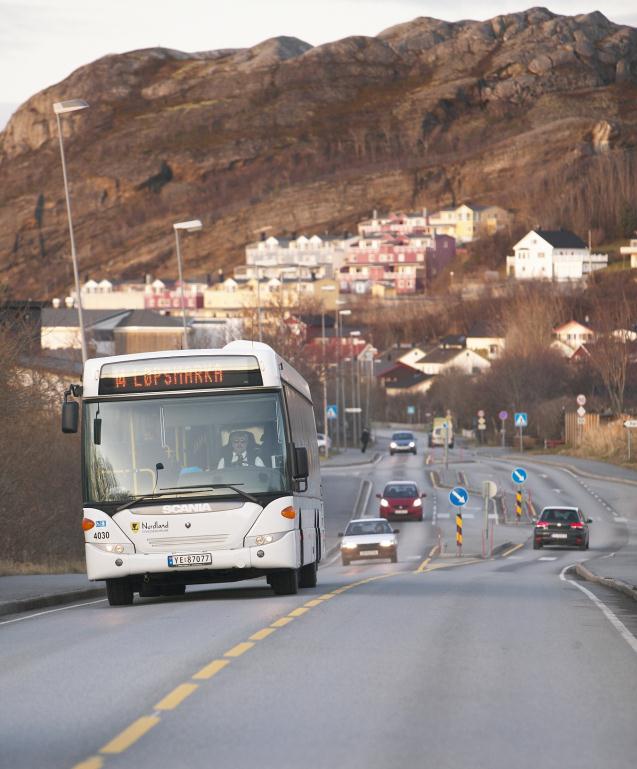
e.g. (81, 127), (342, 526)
(511, 467), (527, 484)
(449, 487), (469, 507)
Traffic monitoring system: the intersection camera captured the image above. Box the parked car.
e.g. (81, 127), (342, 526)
(377, 481), (426, 521)
(339, 518), (399, 565)
(317, 433), (332, 453)
(389, 431), (417, 455)
(533, 506), (592, 550)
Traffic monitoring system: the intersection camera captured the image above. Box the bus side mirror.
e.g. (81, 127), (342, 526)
(93, 418), (102, 445)
(293, 446), (309, 479)
(62, 401), (79, 434)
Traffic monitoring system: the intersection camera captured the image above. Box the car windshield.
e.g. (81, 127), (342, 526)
(83, 391), (289, 503)
(385, 484), (418, 498)
(393, 433), (414, 440)
(541, 509), (580, 523)
(345, 520), (392, 535)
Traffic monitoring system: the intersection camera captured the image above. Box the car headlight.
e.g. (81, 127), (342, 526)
(390, 442), (397, 448)
(342, 542), (358, 550)
(380, 540), (395, 548)
(413, 498), (422, 507)
(92, 543), (135, 554)
(244, 532), (287, 547)
(380, 498), (389, 507)
(409, 442), (415, 448)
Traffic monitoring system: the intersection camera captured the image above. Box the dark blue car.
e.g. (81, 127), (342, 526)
(389, 431), (417, 455)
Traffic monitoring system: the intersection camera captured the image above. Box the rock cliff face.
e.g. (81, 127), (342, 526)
(1, 7), (637, 297)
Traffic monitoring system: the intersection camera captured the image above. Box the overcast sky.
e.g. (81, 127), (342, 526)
(1, 0), (635, 126)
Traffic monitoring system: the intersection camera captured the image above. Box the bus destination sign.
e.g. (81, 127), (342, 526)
(98, 355), (263, 395)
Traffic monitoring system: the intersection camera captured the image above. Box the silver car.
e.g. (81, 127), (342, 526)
(338, 518), (399, 565)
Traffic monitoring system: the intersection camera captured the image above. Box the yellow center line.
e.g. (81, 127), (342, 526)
(100, 716), (160, 754)
(224, 641), (254, 658)
(71, 757), (104, 769)
(154, 683), (198, 711)
(193, 659), (229, 680)
(415, 557), (430, 574)
(250, 627), (277, 641)
(501, 543), (524, 558)
(304, 599), (323, 607)
(288, 607), (309, 617)
(271, 616), (294, 627)
(317, 593), (335, 600)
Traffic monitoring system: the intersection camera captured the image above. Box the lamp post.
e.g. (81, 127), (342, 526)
(173, 219), (202, 349)
(320, 285), (337, 437)
(338, 308), (352, 447)
(53, 98), (89, 363)
(349, 330), (362, 441)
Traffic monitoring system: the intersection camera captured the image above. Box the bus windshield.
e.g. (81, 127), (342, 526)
(83, 391), (289, 504)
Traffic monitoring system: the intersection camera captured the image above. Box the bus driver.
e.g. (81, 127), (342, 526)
(217, 430), (265, 469)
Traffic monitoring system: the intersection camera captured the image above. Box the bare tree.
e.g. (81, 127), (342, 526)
(587, 293), (633, 415)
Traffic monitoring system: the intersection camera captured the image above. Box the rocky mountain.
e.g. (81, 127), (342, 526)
(1, 7), (637, 297)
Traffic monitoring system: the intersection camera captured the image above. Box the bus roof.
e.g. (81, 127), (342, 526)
(81, 340), (311, 400)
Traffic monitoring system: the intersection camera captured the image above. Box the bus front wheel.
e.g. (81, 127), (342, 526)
(269, 569), (299, 595)
(106, 578), (134, 606)
(299, 561), (318, 588)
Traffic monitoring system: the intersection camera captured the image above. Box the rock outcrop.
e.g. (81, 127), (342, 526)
(1, 8), (636, 296)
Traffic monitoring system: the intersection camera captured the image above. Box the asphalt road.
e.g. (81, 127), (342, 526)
(2, 439), (637, 769)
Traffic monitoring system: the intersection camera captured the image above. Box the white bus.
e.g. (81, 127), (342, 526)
(62, 341), (324, 605)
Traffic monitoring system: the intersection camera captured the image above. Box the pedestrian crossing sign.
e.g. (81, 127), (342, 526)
(514, 412), (528, 427)
(326, 405), (338, 420)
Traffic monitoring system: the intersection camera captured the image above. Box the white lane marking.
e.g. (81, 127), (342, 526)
(406, 556), (421, 561)
(560, 565), (637, 656)
(615, 518), (628, 523)
(437, 513), (451, 519)
(0, 598), (107, 626)
(539, 556), (558, 561)
(461, 513), (475, 519)
(540, 474), (548, 478)
(552, 489), (562, 494)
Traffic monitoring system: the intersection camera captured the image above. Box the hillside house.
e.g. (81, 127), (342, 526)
(553, 320), (595, 350)
(506, 230), (608, 281)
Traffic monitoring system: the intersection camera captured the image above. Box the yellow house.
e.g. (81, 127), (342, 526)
(429, 203), (511, 243)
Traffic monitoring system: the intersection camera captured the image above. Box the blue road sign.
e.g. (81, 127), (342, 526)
(449, 487), (469, 507)
(514, 412), (528, 427)
(407, 405), (416, 415)
(326, 404), (338, 420)
(512, 467), (527, 484)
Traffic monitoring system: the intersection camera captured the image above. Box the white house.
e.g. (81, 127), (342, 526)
(553, 320), (595, 350)
(620, 238), (637, 268)
(506, 229), (607, 281)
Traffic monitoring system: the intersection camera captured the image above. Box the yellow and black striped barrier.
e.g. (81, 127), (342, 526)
(456, 511), (463, 555)
(515, 489), (522, 521)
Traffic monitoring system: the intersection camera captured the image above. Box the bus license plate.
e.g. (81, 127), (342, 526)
(168, 553), (212, 567)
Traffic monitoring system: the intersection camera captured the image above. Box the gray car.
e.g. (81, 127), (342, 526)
(339, 518), (399, 565)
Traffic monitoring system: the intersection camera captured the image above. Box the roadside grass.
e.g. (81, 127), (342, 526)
(557, 419), (637, 469)
(0, 559), (86, 577)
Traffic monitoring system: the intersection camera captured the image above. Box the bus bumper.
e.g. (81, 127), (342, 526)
(85, 530), (299, 581)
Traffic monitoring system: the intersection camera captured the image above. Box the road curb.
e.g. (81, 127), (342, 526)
(0, 587), (106, 618)
(574, 562), (637, 602)
(501, 454), (637, 488)
(321, 452), (381, 470)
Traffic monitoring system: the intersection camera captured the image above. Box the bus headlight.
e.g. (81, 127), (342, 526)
(244, 532), (287, 548)
(92, 543), (135, 554)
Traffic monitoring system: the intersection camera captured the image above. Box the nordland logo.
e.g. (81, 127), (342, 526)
(130, 522), (140, 533)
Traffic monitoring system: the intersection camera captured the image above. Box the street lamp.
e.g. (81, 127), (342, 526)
(319, 285), (337, 438)
(173, 219), (202, 349)
(337, 309), (352, 448)
(53, 98), (89, 363)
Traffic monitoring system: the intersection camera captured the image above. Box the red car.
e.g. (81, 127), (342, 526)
(377, 481), (426, 522)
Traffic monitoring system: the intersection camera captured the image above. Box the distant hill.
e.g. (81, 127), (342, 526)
(1, 7), (636, 297)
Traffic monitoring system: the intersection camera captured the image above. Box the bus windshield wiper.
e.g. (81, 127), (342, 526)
(114, 491), (177, 513)
(160, 483), (260, 505)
